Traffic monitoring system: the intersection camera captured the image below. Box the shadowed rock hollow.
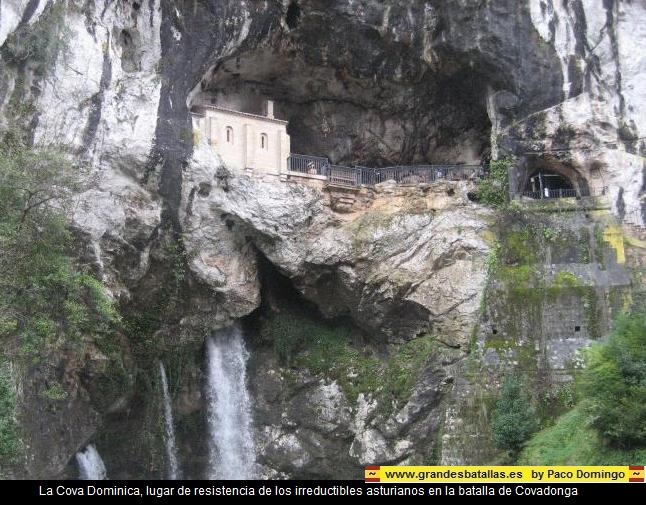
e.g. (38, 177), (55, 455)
(191, 0), (564, 167)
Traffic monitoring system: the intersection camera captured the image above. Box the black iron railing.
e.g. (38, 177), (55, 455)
(374, 164), (483, 184)
(287, 153), (329, 176)
(287, 154), (485, 188)
(328, 165), (361, 187)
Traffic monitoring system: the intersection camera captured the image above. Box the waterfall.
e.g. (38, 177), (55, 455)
(205, 325), (255, 479)
(76, 444), (107, 480)
(159, 361), (180, 480)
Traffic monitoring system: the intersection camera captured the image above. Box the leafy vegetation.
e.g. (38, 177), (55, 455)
(477, 157), (511, 208)
(520, 312), (646, 464)
(122, 234), (187, 355)
(261, 308), (379, 402)
(40, 382), (68, 401)
(579, 313), (646, 448)
(552, 271), (579, 289)
(484, 243), (501, 279)
(490, 375), (538, 455)
(0, 140), (120, 360)
(0, 360), (21, 467)
(381, 337), (436, 408)
(260, 306), (436, 412)
(519, 406), (646, 465)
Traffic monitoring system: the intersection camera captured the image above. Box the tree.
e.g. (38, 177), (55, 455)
(0, 139), (118, 358)
(491, 375), (539, 455)
(0, 140), (78, 227)
(579, 313), (646, 448)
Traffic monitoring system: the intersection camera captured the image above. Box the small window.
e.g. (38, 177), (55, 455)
(574, 325), (581, 332)
(260, 133), (268, 150)
(226, 126), (233, 144)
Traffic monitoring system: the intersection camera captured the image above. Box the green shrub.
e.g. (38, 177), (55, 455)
(0, 141), (120, 359)
(261, 308), (380, 402)
(261, 309), (314, 366)
(0, 361), (21, 465)
(552, 271), (579, 289)
(40, 382), (68, 401)
(502, 228), (535, 265)
(477, 158), (511, 208)
(260, 306), (435, 410)
(519, 405), (646, 465)
(490, 375), (538, 455)
(381, 336), (436, 407)
(579, 313), (646, 448)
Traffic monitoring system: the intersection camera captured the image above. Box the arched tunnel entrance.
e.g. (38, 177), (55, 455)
(526, 170), (574, 198)
(518, 159), (591, 199)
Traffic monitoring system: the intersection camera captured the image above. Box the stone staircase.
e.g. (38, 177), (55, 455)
(329, 189), (358, 213)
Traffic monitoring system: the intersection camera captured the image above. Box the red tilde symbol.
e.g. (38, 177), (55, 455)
(629, 466), (644, 483)
(365, 466), (380, 483)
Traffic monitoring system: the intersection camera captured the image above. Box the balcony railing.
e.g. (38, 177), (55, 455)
(286, 154), (485, 188)
(287, 154), (329, 177)
(328, 165), (361, 187)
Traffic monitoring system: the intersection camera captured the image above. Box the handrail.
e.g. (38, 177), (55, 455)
(288, 154), (329, 176)
(517, 188), (594, 200)
(286, 154), (487, 188)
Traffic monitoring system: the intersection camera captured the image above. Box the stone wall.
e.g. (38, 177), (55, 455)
(191, 105), (290, 175)
(440, 207), (632, 465)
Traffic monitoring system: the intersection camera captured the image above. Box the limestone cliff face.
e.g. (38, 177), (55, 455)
(2, 0), (642, 299)
(505, 1), (646, 223)
(182, 144), (489, 475)
(0, 0), (643, 478)
(184, 140), (490, 346)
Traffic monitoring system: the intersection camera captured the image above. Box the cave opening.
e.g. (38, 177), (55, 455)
(285, 1), (301, 30)
(244, 248), (378, 356)
(120, 29), (131, 47)
(525, 170), (574, 198)
(517, 158), (590, 199)
(189, 41), (494, 168)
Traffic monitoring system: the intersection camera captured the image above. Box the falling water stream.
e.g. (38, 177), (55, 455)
(76, 444), (107, 480)
(205, 325), (255, 479)
(159, 361), (180, 479)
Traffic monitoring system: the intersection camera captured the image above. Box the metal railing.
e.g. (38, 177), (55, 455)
(373, 164), (483, 184)
(286, 154), (485, 188)
(329, 165), (360, 187)
(287, 154), (329, 176)
(518, 188), (591, 200)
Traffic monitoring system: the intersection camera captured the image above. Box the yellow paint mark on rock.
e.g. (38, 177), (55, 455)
(602, 226), (625, 264)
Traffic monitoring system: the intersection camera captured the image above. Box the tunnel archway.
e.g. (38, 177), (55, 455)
(525, 169), (574, 198)
(518, 159), (590, 199)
